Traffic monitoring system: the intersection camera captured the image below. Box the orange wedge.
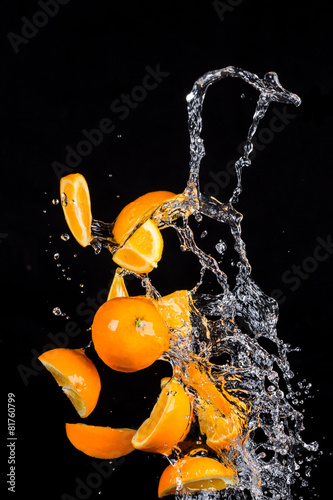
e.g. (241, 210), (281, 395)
(107, 268), (129, 301)
(65, 423), (136, 459)
(196, 399), (241, 451)
(38, 348), (101, 417)
(155, 290), (191, 332)
(92, 296), (169, 372)
(131, 377), (192, 455)
(185, 363), (232, 418)
(112, 219), (163, 274)
(60, 173), (93, 247)
(158, 456), (236, 497)
(112, 190), (176, 245)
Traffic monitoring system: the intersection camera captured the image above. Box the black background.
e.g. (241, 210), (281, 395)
(1, 1), (332, 499)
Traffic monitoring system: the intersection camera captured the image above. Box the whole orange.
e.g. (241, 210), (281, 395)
(92, 297), (170, 372)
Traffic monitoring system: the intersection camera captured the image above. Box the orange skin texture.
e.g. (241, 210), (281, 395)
(158, 456), (235, 497)
(92, 297), (170, 372)
(112, 190), (176, 244)
(65, 423), (136, 459)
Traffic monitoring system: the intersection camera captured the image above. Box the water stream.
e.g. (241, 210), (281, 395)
(90, 66), (318, 499)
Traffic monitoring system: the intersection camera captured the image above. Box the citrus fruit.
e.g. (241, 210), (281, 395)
(65, 423), (136, 459)
(157, 456), (236, 497)
(112, 190), (176, 245)
(60, 173), (93, 247)
(92, 296), (170, 372)
(196, 399), (241, 451)
(155, 290), (191, 332)
(107, 268), (129, 300)
(112, 219), (163, 274)
(38, 348), (101, 417)
(131, 377), (192, 455)
(185, 363), (232, 418)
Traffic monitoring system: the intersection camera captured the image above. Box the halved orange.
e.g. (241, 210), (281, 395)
(158, 456), (236, 497)
(112, 219), (163, 274)
(92, 296), (170, 372)
(60, 173), (93, 247)
(38, 348), (101, 417)
(131, 377), (192, 455)
(65, 423), (136, 459)
(112, 190), (176, 245)
(107, 267), (129, 301)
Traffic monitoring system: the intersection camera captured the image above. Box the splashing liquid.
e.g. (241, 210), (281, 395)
(91, 67), (318, 499)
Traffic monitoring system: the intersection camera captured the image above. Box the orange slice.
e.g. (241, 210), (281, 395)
(107, 268), (129, 301)
(112, 190), (176, 245)
(158, 456), (236, 497)
(38, 348), (101, 417)
(112, 219), (163, 274)
(65, 423), (136, 459)
(131, 377), (192, 455)
(60, 173), (93, 247)
(92, 296), (169, 372)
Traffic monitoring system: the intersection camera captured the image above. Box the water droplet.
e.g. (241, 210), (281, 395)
(54, 253), (60, 260)
(200, 230), (207, 238)
(61, 233), (70, 241)
(61, 192), (68, 207)
(215, 240), (227, 254)
(53, 307), (62, 316)
(52, 198), (59, 205)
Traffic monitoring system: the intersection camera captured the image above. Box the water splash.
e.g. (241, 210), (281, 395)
(89, 66), (316, 499)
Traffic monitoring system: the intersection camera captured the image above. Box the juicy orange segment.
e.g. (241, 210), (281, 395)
(131, 377), (192, 455)
(65, 423), (136, 459)
(155, 290), (191, 333)
(107, 268), (129, 301)
(112, 190), (176, 245)
(112, 219), (164, 274)
(38, 348), (101, 418)
(186, 363), (232, 418)
(158, 456), (236, 497)
(196, 399), (241, 451)
(92, 296), (170, 372)
(60, 173), (93, 247)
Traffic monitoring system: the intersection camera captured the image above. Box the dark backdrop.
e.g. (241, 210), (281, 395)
(1, 1), (332, 499)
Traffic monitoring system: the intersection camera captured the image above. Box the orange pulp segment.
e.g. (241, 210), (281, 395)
(158, 456), (236, 497)
(131, 377), (192, 455)
(60, 173), (93, 247)
(196, 399), (241, 451)
(155, 290), (191, 333)
(107, 268), (129, 300)
(112, 219), (163, 274)
(112, 190), (176, 245)
(185, 363), (232, 418)
(38, 348), (101, 418)
(92, 296), (169, 372)
(65, 423), (136, 459)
